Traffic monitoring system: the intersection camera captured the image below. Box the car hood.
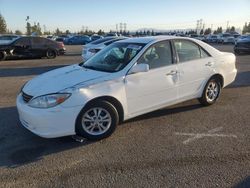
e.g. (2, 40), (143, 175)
(23, 64), (110, 96)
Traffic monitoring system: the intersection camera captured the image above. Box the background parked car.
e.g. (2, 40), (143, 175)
(0, 34), (20, 44)
(234, 35), (250, 55)
(206, 35), (219, 43)
(82, 36), (128, 61)
(91, 34), (103, 41)
(105, 33), (118, 37)
(64, 35), (91, 45)
(218, 33), (235, 44)
(0, 36), (65, 61)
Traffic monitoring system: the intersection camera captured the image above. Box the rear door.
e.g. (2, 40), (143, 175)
(173, 39), (214, 100)
(31, 37), (46, 57)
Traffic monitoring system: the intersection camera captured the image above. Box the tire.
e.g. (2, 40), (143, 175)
(234, 49), (241, 55)
(0, 51), (7, 61)
(198, 78), (221, 106)
(46, 49), (57, 59)
(76, 100), (119, 140)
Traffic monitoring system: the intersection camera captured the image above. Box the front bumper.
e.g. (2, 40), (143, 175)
(16, 94), (83, 138)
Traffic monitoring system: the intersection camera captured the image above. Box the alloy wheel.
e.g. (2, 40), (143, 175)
(81, 107), (112, 136)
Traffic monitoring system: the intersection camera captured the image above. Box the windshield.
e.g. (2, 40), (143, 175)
(82, 42), (145, 72)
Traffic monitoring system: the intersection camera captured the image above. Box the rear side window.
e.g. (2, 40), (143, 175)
(32, 37), (45, 45)
(46, 39), (57, 46)
(174, 40), (209, 62)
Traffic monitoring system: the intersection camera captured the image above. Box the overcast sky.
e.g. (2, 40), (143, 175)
(0, 0), (250, 32)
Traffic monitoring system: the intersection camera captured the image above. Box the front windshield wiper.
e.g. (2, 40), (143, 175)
(82, 64), (114, 73)
(82, 64), (107, 72)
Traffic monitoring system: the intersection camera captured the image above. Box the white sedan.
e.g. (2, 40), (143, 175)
(16, 36), (237, 140)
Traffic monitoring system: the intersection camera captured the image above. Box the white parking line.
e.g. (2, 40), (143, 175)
(175, 127), (237, 145)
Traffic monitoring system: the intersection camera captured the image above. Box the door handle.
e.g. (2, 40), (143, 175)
(205, 62), (213, 66)
(166, 70), (177, 76)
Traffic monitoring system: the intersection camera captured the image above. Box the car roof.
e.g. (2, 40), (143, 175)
(116, 36), (189, 44)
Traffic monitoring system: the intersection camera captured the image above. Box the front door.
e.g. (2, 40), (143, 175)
(125, 40), (178, 116)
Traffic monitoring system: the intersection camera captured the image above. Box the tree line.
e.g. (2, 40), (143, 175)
(1, 14), (250, 35)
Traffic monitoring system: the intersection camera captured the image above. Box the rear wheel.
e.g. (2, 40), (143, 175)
(46, 49), (57, 59)
(198, 78), (221, 106)
(76, 101), (119, 140)
(0, 51), (7, 61)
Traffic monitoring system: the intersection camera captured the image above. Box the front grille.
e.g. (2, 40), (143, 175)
(22, 92), (33, 103)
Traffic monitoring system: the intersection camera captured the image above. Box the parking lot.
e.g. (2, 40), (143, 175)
(0, 44), (249, 187)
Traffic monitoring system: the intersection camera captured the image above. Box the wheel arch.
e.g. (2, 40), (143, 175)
(76, 95), (124, 127)
(210, 74), (224, 88)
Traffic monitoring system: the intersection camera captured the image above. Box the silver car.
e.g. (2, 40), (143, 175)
(82, 37), (128, 61)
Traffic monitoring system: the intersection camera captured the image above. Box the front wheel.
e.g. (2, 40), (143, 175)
(76, 101), (119, 140)
(198, 78), (221, 106)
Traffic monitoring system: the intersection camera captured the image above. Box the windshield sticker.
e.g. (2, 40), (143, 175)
(127, 45), (142, 50)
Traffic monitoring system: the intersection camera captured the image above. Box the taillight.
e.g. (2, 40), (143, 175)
(57, 42), (64, 48)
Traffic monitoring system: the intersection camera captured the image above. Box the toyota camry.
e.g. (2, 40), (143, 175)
(16, 36), (237, 140)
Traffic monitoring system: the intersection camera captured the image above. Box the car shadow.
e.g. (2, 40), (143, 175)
(65, 53), (81, 56)
(0, 106), (94, 168)
(233, 176), (250, 188)
(0, 65), (66, 77)
(124, 102), (203, 124)
(0, 101), (204, 168)
(227, 71), (250, 88)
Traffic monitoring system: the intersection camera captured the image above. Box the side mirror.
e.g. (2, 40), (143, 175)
(129, 63), (149, 74)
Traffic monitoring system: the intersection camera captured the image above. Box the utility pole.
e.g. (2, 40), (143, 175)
(116, 24), (118, 33)
(124, 23), (127, 33)
(196, 20), (200, 33)
(119, 23), (123, 34)
(227, 21), (229, 30)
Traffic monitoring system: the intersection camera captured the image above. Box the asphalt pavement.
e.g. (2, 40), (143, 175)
(0, 44), (249, 188)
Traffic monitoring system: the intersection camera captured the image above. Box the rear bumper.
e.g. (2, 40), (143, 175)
(224, 68), (237, 87)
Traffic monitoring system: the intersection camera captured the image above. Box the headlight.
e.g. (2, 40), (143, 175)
(28, 93), (71, 108)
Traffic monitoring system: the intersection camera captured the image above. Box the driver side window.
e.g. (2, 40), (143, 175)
(137, 41), (173, 69)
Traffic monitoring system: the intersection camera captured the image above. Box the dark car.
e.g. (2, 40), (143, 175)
(234, 35), (250, 55)
(64, 35), (91, 45)
(0, 36), (66, 61)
